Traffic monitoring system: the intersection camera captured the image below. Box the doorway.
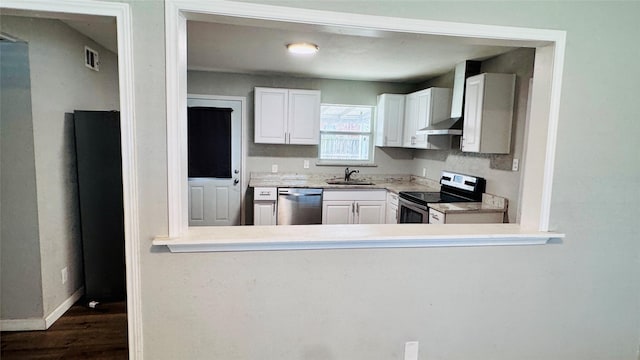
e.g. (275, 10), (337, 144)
(187, 96), (245, 226)
(0, 10), (129, 357)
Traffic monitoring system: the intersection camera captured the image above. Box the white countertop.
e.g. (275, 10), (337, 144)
(248, 173), (441, 194)
(428, 202), (506, 214)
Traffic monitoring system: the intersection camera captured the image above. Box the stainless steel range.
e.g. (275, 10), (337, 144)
(398, 171), (486, 223)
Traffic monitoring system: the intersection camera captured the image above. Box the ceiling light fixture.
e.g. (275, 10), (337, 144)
(286, 42), (319, 55)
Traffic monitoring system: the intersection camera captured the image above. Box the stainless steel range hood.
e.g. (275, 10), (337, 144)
(418, 60), (481, 135)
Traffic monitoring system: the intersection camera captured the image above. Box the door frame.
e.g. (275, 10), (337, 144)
(166, 0), (566, 237)
(0, 1), (142, 358)
(187, 94), (248, 225)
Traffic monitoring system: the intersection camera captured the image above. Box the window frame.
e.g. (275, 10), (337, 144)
(317, 103), (376, 165)
(162, 0), (567, 249)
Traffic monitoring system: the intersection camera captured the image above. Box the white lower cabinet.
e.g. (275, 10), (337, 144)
(386, 191), (399, 224)
(253, 187), (277, 225)
(428, 208), (504, 224)
(322, 190), (386, 224)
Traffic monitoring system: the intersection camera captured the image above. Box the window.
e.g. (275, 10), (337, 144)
(319, 104), (374, 163)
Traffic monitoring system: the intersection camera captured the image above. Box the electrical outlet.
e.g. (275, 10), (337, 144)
(512, 158), (519, 171)
(303, 160), (309, 169)
(61, 267), (68, 284)
(271, 164), (278, 173)
(404, 341), (419, 360)
(422, 168), (427, 177)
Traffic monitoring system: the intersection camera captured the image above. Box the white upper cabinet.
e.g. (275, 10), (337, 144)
(462, 73), (516, 154)
(288, 89), (321, 144)
(403, 87), (452, 149)
(254, 87), (321, 144)
(375, 94), (405, 147)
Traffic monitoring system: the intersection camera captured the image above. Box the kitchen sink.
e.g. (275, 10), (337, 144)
(326, 179), (375, 185)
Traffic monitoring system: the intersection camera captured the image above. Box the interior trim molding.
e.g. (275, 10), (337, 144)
(44, 287), (84, 329)
(0, 318), (46, 332)
(164, 0), (566, 240)
(153, 224), (565, 253)
(0, 1), (143, 358)
(1, 287), (84, 331)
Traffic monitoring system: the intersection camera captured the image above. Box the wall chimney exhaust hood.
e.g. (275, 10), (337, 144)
(418, 60), (481, 135)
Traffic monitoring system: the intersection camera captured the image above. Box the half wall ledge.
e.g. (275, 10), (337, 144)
(152, 224), (564, 253)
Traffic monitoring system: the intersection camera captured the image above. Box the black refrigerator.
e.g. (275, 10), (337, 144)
(74, 110), (126, 301)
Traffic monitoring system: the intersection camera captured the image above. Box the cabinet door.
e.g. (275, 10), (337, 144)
(461, 75), (485, 152)
(255, 87), (288, 144)
(413, 90), (432, 148)
(288, 89), (320, 144)
(254, 201), (276, 225)
(355, 200), (386, 224)
(375, 94), (405, 147)
(322, 200), (354, 224)
(403, 93), (418, 147)
(386, 203), (398, 224)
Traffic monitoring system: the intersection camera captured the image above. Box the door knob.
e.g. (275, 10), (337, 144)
(234, 169), (239, 174)
(234, 178), (239, 185)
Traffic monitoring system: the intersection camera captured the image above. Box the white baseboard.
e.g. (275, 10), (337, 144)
(44, 287), (85, 329)
(0, 286), (84, 332)
(0, 318), (46, 331)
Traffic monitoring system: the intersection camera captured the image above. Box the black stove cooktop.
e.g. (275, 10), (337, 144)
(399, 191), (471, 207)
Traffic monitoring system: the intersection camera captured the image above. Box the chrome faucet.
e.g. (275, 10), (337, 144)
(344, 167), (359, 181)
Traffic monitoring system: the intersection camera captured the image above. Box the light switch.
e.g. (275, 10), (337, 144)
(271, 164), (278, 173)
(303, 160), (309, 169)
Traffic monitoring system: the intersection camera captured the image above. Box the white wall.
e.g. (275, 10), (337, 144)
(126, 1), (640, 359)
(0, 16), (120, 321)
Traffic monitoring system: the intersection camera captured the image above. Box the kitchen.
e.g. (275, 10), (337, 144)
(184, 19), (534, 228)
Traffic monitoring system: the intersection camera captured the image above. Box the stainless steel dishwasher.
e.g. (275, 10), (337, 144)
(277, 188), (323, 225)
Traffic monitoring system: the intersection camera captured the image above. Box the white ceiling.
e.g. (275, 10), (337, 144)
(0, 9), (118, 53)
(187, 19), (521, 83)
(3, 9), (523, 84)
(63, 19), (117, 54)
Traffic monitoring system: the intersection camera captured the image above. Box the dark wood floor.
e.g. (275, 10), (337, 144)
(1, 300), (128, 359)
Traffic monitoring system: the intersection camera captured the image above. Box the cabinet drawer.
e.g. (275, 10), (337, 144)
(323, 189), (386, 201)
(254, 187), (277, 200)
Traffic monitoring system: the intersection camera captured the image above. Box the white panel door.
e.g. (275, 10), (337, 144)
(462, 75), (485, 152)
(403, 93), (418, 147)
(187, 98), (242, 226)
(255, 87), (287, 144)
(254, 202), (276, 225)
(288, 89), (320, 144)
(355, 201), (386, 224)
(376, 94), (405, 147)
(414, 89), (431, 147)
(322, 200), (354, 224)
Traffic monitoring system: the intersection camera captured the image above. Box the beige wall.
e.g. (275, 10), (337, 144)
(412, 48), (535, 222)
(188, 49), (533, 225)
(127, 1), (640, 359)
(0, 40), (44, 320)
(0, 16), (120, 321)
(187, 71), (417, 176)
